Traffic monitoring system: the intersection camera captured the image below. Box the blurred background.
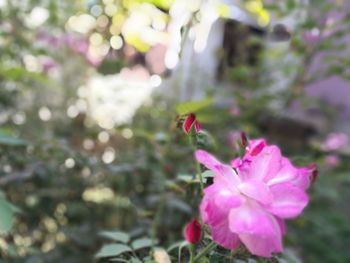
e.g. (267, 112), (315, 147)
(0, 0), (350, 262)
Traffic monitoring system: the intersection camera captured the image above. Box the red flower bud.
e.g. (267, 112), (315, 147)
(240, 132), (248, 148)
(184, 219), (202, 244)
(183, 113), (201, 134)
(308, 163), (318, 184)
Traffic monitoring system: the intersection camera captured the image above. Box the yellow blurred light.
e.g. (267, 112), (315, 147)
(125, 34), (150, 52)
(56, 203), (67, 214)
(82, 186), (115, 203)
(105, 4), (118, 17)
(121, 128), (133, 139)
(64, 158), (75, 168)
(152, 17), (166, 31)
(257, 9), (270, 26)
(90, 32), (103, 46)
(110, 35), (123, 49)
(67, 105), (79, 118)
(41, 239), (55, 253)
(0, 238), (8, 251)
(67, 14), (96, 34)
(245, 0), (263, 13)
(97, 15), (109, 28)
(56, 232), (67, 243)
(38, 106), (52, 121)
(216, 3), (230, 18)
(102, 147), (115, 164)
(42, 217), (58, 233)
(244, 0), (270, 26)
(122, 0), (138, 9)
(83, 138), (95, 150)
(98, 131), (110, 143)
(110, 24), (121, 35)
(112, 14), (125, 26)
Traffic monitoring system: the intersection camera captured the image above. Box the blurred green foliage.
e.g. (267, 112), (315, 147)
(0, 0), (350, 262)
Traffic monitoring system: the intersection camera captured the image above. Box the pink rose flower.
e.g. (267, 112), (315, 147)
(325, 154), (340, 168)
(322, 132), (348, 151)
(196, 139), (314, 257)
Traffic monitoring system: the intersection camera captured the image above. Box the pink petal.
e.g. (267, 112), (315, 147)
(230, 157), (242, 168)
(290, 167), (314, 190)
(265, 183), (308, 219)
(266, 157), (298, 186)
(210, 222), (241, 250)
(239, 232), (283, 257)
(276, 217), (287, 235)
(228, 203), (278, 236)
(243, 146), (282, 182)
(195, 150), (223, 172)
(201, 184), (242, 226)
(228, 203), (282, 257)
(238, 179), (273, 205)
(246, 139), (267, 156)
(200, 186), (241, 250)
(195, 150), (241, 187)
(214, 190), (243, 210)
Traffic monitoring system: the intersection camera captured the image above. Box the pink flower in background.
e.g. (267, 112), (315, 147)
(302, 28), (322, 45)
(230, 105), (241, 116)
(196, 139), (314, 257)
(322, 132), (348, 151)
(64, 35), (89, 54)
(325, 154), (340, 168)
(40, 57), (57, 73)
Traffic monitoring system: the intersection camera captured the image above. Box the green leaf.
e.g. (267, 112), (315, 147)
(175, 98), (213, 115)
(95, 244), (131, 258)
(167, 241), (187, 252)
(0, 132), (28, 146)
(0, 197), (18, 233)
(131, 238), (153, 250)
(99, 231), (131, 243)
(0, 128), (28, 146)
(168, 198), (191, 214)
(0, 66), (50, 84)
(202, 170), (214, 178)
(177, 174), (195, 183)
(127, 258), (143, 263)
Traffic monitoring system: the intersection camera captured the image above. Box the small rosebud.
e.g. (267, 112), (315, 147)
(308, 163), (318, 184)
(184, 219), (201, 244)
(183, 113), (201, 134)
(240, 132), (248, 148)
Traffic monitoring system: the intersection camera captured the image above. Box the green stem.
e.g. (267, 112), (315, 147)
(189, 244), (195, 263)
(193, 241), (217, 262)
(189, 134), (204, 192)
(195, 158), (204, 193)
